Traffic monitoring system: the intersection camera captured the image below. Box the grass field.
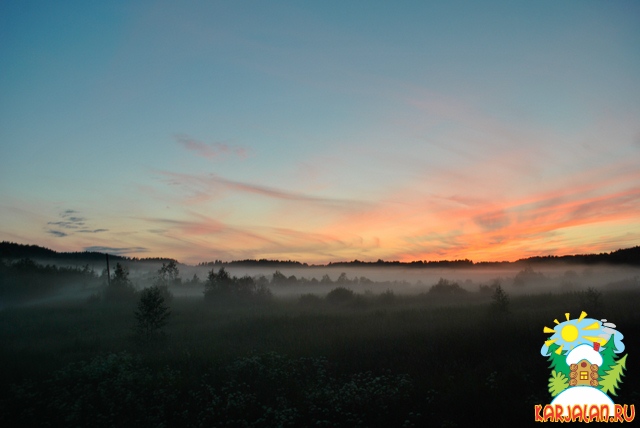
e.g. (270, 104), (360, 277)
(1, 286), (638, 426)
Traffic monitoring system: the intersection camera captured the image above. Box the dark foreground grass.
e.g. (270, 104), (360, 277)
(1, 289), (639, 426)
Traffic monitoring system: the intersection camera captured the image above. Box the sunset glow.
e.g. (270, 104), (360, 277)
(1, 1), (639, 264)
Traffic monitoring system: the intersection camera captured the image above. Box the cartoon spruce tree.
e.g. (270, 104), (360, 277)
(547, 343), (570, 377)
(599, 336), (618, 375)
(600, 354), (628, 396)
(547, 343), (570, 396)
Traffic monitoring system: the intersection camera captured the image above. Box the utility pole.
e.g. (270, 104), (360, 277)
(106, 253), (111, 287)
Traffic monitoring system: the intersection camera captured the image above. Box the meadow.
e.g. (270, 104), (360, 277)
(1, 276), (639, 427)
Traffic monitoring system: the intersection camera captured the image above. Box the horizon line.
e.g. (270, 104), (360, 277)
(1, 240), (638, 267)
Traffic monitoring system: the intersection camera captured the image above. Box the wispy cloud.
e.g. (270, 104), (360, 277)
(84, 246), (149, 255)
(310, 157), (640, 262)
(147, 216), (230, 237)
(473, 209), (511, 232)
(45, 210), (108, 237)
(175, 134), (249, 160)
(47, 220), (85, 229)
(48, 210), (86, 230)
(158, 170), (373, 210)
(138, 213), (380, 262)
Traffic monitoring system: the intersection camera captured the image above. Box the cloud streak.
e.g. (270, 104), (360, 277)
(138, 213), (379, 263)
(176, 134), (249, 160)
(84, 246), (149, 255)
(158, 170), (373, 210)
(45, 210), (109, 238)
(311, 157), (640, 262)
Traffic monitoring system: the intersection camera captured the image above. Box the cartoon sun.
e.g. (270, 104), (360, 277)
(542, 311), (606, 355)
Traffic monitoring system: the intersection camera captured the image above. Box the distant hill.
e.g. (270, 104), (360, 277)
(0, 242), (126, 263)
(513, 246), (640, 266)
(0, 242), (176, 265)
(2, 241), (638, 267)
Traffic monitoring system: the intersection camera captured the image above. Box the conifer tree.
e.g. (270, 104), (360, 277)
(547, 343), (570, 377)
(599, 354), (627, 396)
(599, 336), (617, 376)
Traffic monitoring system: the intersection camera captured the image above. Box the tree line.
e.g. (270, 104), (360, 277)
(4, 241), (639, 268)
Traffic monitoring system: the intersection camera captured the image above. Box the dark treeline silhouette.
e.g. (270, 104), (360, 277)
(2, 241), (639, 268)
(0, 257), (179, 305)
(514, 246), (640, 266)
(199, 258), (309, 268)
(326, 258), (475, 268)
(267, 270), (408, 288)
(203, 267), (271, 302)
(0, 242), (177, 264)
(0, 242), (127, 263)
(0, 258), (99, 302)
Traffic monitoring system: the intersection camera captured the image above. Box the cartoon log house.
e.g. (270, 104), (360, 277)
(566, 342), (602, 387)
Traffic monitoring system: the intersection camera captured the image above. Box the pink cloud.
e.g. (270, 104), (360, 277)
(140, 213), (381, 263)
(309, 158), (640, 262)
(157, 170), (372, 210)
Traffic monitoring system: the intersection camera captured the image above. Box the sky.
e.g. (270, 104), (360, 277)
(1, 1), (639, 264)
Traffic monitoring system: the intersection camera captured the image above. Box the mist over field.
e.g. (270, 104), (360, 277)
(3, 251), (640, 306)
(1, 243), (639, 426)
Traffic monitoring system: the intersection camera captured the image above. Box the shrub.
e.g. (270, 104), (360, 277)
(326, 286), (355, 304)
(193, 353), (415, 427)
(513, 266), (544, 287)
(7, 352), (179, 427)
(428, 278), (467, 295)
(298, 293), (323, 307)
(378, 289), (396, 305)
(479, 279), (500, 294)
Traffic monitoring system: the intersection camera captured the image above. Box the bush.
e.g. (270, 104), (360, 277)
(513, 266), (544, 287)
(428, 278), (467, 295)
(479, 279), (500, 294)
(326, 287), (355, 304)
(7, 352), (179, 427)
(193, 352), (415, 427)
(298, 293), (323, 307)
(378, 289), (396, 305)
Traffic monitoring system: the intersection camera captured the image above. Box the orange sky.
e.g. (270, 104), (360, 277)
(2, 2), (639, 264)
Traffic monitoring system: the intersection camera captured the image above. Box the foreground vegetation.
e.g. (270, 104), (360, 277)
(1, 284), (639, 427)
